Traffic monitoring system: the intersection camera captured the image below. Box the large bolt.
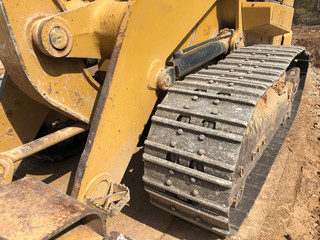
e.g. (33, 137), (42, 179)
(49, 27), (68, 50)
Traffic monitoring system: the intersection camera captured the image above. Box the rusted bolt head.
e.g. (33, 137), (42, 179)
(177, 129), (184, 135)
(165, 179), (172, 186)
(49, 27), (68, 50)
(192, 189), (199, 196)
(8, 128), (13, 133)
(170, 205), (176, 211)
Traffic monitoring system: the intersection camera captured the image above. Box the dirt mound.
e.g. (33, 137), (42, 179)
(293, 25), (320, 66)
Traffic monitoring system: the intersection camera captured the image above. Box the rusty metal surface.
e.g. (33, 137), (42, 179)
(84, 174), (130, 218)
(0, 178), (106, 240)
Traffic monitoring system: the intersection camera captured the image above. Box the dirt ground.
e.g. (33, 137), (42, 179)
(0, 27), (319, 240)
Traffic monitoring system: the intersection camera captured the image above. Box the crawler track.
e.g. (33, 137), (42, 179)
(143, 45), (308, 237)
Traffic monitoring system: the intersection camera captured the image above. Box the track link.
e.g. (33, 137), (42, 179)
(143, 45), (307, 237)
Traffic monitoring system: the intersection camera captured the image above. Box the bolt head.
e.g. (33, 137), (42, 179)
(190, 177), (196, 183)
(228, 82), (234, 87)
(198, 149), (206, 156)
(208, 80), (214, 84)
(49, 27), (68, 50)
(184, 104), (190, 109)
(165, 179), (172, 186)
(213, 99), (220, 105)
(177, 129), (183, 135)
(192, 189), (199, 196)
(169, 170), (175, 175)
(192, 96), (198, 101)
(198, 134), (205, 141)
(170, 206), (176, 211)
(211, 109), (218, 115)
(170, 141), (177, 147)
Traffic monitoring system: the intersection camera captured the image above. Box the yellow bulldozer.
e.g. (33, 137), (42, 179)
(0, 0), (309, 239)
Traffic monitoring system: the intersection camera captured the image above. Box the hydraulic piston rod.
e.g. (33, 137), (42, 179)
(169, 33), (231, 78)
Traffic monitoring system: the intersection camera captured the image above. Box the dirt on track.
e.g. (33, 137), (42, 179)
(227, 26), (320, 240)
(228, 66), (320, 240)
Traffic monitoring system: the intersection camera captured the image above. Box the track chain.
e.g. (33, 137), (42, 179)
(143, 45), (306, 236)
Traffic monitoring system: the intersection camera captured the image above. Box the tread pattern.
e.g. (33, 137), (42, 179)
(143, 45), (306, 236)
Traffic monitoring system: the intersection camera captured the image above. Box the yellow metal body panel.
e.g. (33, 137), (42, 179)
(72, 0), (218, 201)
(242, 2), (294, 36)
(0, 0), (101, 123)
(283, 31), (293, 46)
(0, 75), (49, 152)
